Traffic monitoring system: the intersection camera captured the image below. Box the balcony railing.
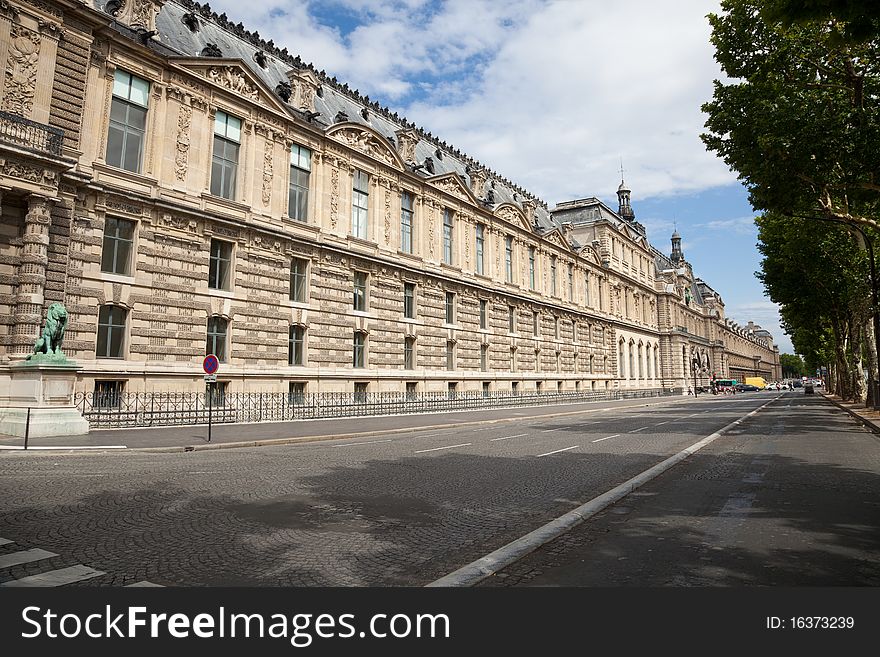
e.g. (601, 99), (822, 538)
(0, 110), (64, 157)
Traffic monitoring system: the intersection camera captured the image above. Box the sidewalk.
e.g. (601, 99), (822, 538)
(0, 394), (693, 453)
(820, 390), (880, 434)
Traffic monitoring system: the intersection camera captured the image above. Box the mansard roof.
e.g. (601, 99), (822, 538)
(95, 0), (555, 228)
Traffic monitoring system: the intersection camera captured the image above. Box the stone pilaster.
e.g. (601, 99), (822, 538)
(12, 194), (51, 357)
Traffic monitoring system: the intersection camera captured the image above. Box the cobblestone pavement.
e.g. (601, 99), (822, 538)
(1, 394), (785, 586)
(479, 393), (880, 586)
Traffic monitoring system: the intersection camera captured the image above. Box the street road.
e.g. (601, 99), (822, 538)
(1, 392), (877, 586)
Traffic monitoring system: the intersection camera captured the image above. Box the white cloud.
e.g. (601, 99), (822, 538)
(697, 216), (758, 235)
(206, 0), (735, 204)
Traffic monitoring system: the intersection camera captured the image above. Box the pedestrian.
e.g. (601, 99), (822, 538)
(687, 386), (693, 396)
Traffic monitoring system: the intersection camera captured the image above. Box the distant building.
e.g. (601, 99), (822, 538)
(0, 0), (780, 400)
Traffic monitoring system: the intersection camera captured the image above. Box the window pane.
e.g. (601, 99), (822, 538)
(214, 111), (228, 137)
(129, 75), (150, 106)
(225, 115), (241, 142)
(112, 69), (131, 99)
(106, 122), (125, 168)
(122, 130), (143, 173)
(210, 156), (223, 197)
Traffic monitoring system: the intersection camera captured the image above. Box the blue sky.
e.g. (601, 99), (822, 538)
(206, 0), (792, 353)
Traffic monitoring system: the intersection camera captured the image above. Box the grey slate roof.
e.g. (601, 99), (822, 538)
(94, 0), (557, 230)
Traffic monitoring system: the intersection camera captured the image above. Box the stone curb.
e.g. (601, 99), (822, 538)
(819, 392), (880, 435)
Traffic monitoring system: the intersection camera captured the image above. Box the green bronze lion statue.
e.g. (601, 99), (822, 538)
(27, 302), (68, 359)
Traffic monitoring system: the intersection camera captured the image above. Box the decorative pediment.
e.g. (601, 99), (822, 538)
(326, 123), (404, 170)
(578, 244), (602, 265)
(426, 173), (480, 206)
(169, 59), (290, 114)
(541, 228), (572, 251)
(494, 203), (532, 231)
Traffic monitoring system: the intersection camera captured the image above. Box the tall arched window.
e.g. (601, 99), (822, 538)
(638, 342), (644, 379)
(654, 345), (660, 380)
(618, 340), (626, 378)
(629, 341), (635, 379)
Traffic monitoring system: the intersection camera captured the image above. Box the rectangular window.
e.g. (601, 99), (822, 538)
(208, 381), (228, 407)
(446, 341), (455, 370)
(555, 317), (560, 340)
(510, 348), (517, 372)
(353, 332), (366, 368)
(288, 325), (304, 365)
(443, 209), (454, 264)
(508, 306), (516, 333)
(479, 299), (487, 329)
(206, 316), (228, 362)
(404, 282), (415, 319)
(404, 337), (415, 370)
(475, 224), (485, 275)
(445, 291), (455, 324)
(400, 191), (414, 253)
(208, 239), (233, 290)
(354, 381), (368, 401)
(482, 381), (490, 396)
(211, 111), (241, 199)
(288, 381), (306, 404)
(289, 144), (311, 221)
(568, 264), (574, 301)
(94, 380), (124, 409)
(551, 256), (557, 296)
(480, 344), (488, 372)
(573, 322), (578, 343)
(447, 382), (458, 399)
(353, 271), (368, 312)
(96, 305), (127, 358)
(289, 258), (308, 303)
(585, 272), (591, 307)
(533, 312), (539, 337)
(107, 69), (149, 172)
(505, 235), (513, 283)
(529, 247), (536, 290)
(405, 382), (417, 399)
(352, 169), (369, 239)
(101, 217), (135, 275)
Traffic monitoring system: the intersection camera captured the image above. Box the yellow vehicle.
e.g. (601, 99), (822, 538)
(744, 376), (767, 389)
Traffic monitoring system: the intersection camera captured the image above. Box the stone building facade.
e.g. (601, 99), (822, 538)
(0, 0), (780, 399)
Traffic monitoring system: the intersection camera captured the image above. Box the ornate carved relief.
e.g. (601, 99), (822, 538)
(175, 104), (192, 182)
(435, 178), (467, 200)
(427, 203), (435, 257)
(262, 142), (273, 205)
(2, 160), (55, 187)
(3, 24), (41, 117)
(468, 167), (488, 198)
(207, 66), (260, 101)
(384, 189), (391, 245)
(332, 127), (395, 166)
(395, 129), (419, 163)
(329, 167), (339, 229)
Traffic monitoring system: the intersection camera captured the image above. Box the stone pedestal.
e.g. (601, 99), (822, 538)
(0, 361), (89, 437)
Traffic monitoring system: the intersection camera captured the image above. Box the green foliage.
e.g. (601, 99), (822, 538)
(702, 0), (880, 229)
(779, 352), (807, 377)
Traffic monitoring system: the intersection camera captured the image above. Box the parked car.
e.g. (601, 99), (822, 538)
(765, 382), (779, 391)
(792, 380), (803, 388)
(734, 383), (760, 392)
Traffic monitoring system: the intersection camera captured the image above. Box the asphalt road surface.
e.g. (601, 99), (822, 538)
(1, 392), (877, 586)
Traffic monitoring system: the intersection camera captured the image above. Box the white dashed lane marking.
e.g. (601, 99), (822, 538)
(414, 443), (472, 454)
(537, 446), (579, 457)
(591, 434), (620, 443)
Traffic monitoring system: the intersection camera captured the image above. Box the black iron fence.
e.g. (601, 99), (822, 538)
(74, 387), (680, 429)
(0, 110), (64, 156)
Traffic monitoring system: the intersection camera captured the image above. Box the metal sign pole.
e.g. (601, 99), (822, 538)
(208, 382), (212, 443)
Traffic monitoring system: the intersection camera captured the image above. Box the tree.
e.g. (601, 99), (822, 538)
(702, 0), (880, 230)
(756, 212), (871, 399)
(779, 352), (807, 377)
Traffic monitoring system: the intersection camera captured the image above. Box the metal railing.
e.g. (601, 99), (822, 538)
(0, 110), (64, 157)
(74, 387), (680, 429)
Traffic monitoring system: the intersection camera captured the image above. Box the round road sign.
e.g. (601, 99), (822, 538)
(203, 354), (219, 375)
